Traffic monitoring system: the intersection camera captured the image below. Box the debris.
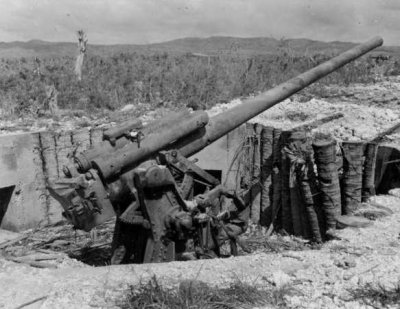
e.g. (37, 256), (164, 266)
(178, 279), (209, 294)
(13, 296), (48, 309)
(0, 229), (21, 244)
(120, 104), (135, 112)
(354, 203), (393, 220)
(334, 257), (356, 269)
(269, 270), (292, 287)
(370, 121), (400, 143)
(368, 201), (394, 214)
(336, 215), (373, 229)
(1, 220), (115, 266)
(3, 255), (58, 268)
(282, 253), (304, 261)
(388, 188), (400, 198)
(0, 235), (29, 250)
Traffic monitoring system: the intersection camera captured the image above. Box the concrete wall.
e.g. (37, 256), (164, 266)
(190, 124), (245, 189)
(0, 128), (105, 231)
(0, 126), (245, 232)
(0, 132), (47, 231)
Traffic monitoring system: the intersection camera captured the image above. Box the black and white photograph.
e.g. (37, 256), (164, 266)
(0, 1), (400, 308)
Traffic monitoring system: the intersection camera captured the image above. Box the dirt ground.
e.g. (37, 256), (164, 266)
(2, 77), (400, 308)
(0, 193), (400, 309)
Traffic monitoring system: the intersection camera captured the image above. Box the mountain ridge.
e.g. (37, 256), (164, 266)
(0, 36), (396, 59)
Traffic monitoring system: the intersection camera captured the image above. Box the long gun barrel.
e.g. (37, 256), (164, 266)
(173, 36), (383, 156)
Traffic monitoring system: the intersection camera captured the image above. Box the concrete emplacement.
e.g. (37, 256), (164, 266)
(1, 121), (399, 233)
(0, 124), (245, 232)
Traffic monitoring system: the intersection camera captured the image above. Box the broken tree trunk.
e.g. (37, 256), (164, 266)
(75, 30), (88, 81)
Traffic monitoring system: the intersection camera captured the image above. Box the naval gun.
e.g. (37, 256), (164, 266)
(49, 36), (383, 264)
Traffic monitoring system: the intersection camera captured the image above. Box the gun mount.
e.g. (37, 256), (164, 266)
(49, 36), (383, 264)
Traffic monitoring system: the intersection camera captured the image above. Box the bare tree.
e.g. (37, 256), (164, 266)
(34, 57), (42, 77)
(45, 84), (60, 116)
(75, 30), (88, 81)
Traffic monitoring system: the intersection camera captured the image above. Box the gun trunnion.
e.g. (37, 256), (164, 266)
(49, 36), (383, 263)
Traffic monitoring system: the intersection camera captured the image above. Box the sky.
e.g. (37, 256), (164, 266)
(0, 0), (398, 45)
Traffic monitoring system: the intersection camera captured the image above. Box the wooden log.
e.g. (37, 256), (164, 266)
(292, 141), (323, 243)
(374, 145), (394, 191)
(362, 142), (378, 202)
(270, 128), (282, 231)
(297, 168), (322, 242)
(260, 126), (274, 226)
(3, 255), (57, 268)
(341, 141), (364, 214)
(242, 123), (254, 190)
(280, 131), (293, 234)
(292, 112), (344, 132)
(0, 235), (29, 249)
(370, 121), (400, 143)
(285, 133), (304, 236)
(286, 130), (312, 238)
(250, 123), (262, 224)
(312, 139), (341, 232)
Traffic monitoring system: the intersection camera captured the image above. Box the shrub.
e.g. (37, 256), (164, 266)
(122, 276), (295, 309)
(0, 50), (378, 117)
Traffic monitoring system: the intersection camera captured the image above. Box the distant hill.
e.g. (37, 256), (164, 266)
(0, 36), (398, 59)
(149, 36), (357, 56)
